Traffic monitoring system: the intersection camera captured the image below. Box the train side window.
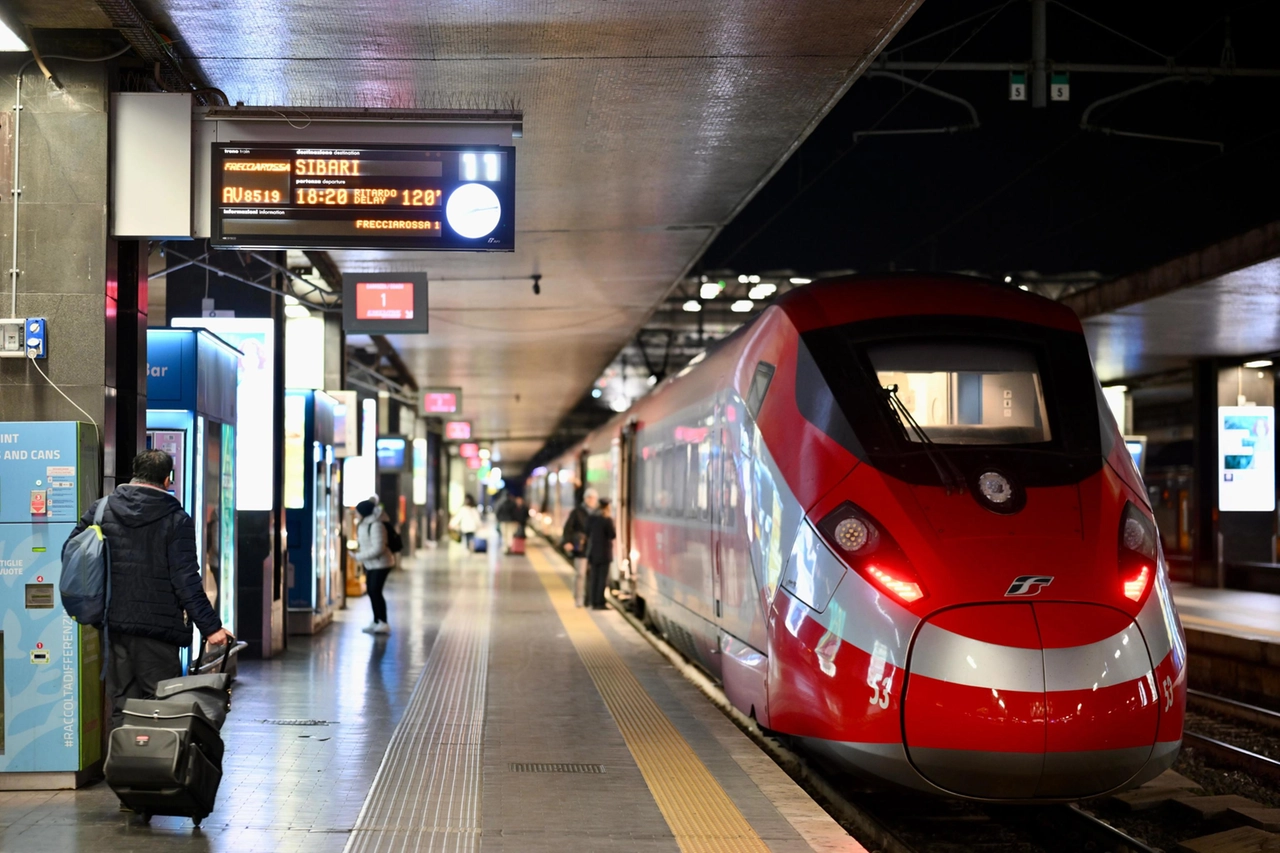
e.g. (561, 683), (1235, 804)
(746, 361), (776, 419)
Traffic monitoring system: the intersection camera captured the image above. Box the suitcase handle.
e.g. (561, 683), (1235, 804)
(195, 635), (235, 675)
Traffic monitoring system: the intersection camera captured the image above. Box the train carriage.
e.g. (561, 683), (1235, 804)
(530, 274), (1186, 801)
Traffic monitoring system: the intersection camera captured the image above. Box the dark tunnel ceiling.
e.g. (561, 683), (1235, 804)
(700, 0), (1280, 281)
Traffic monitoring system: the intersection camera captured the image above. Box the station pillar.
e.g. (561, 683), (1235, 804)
(0, 56), (146, 491)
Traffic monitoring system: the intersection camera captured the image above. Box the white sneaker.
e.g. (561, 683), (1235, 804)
(361, 621), (378, 633)
(371, 621), (391, 634)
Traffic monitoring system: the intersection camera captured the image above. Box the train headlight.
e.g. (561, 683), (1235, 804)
(833, 517), (871, 552)
(1118, 502), (1157, 603)
(816, 502), (927, 607)
(1122, 515), (1150, 554)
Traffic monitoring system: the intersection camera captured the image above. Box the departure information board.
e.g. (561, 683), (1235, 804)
(211, 143), (516, 251)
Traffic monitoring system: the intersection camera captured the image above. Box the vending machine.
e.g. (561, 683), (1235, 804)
(285, 389), (343, 634)
(0, 421), (103, 788)
(145, 329), (239, 641)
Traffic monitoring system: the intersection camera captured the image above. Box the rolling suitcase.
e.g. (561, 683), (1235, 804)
(120, 698), (225, 768)
(509, 536), (526, 555)
(104, 642), (233, 826)
(106, 725), (221, 826)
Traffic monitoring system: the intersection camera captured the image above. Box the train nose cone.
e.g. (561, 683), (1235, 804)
(903, 603), (1160, 799)
(1036, 603), (1160, 797)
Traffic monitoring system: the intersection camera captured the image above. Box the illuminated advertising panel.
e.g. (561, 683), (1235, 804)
(328, 389), (359, 458)
(342, 272), (428, 335)
(361, 398), (377, 457)
(171, 317), (275, 511)
(422, 387), (462, 415)
(284, 392), (307, 509)
(458, 442), (479, 458)
(412, 438), (428, 506)
(444, 421), (471, 440)
(1219, 406), (1276, 512)
(211, 143), (516, 252)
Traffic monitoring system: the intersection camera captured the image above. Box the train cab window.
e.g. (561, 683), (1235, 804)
(745, 362), (775, 419)
(867, 340), (1052, 445)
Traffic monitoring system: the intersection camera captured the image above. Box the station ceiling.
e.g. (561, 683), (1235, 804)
(79, 0), (923, 464)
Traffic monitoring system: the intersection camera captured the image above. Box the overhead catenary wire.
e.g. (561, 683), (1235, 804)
(1048, 0), (1172, 62)
(716, 0), (1017, 267)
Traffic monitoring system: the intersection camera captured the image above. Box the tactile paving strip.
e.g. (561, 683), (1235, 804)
(344, 575), (492, 853)
(527, 546), (771, 853)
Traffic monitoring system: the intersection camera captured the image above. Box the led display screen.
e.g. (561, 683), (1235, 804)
(342, 272), (428, 335)
(459, 442), (479, 458)
(1219, 406), (1276, 512)
(422, 388), (462, 414)
(376, 437), (408, 471)
(211, 143), (515, 251)
(444, 421), (471, 440)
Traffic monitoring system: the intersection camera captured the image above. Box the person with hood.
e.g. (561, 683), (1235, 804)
(64, 449), (230, 731)
(353, 499), (395, 634)
(451, 494), (482, 551)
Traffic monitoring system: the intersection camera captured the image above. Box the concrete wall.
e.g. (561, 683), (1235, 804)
(0, 59), (144, 491)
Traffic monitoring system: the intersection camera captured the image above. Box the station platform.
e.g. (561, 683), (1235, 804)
(1172, 583), (1280, 707)
(0, 536), (860, 853)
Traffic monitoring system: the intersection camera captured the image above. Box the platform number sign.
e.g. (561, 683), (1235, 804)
(1051, 72), (1070, 101)
(1009, 72), (1027, 101)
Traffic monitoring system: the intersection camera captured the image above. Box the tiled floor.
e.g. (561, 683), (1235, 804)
(0, 536), (858, 853)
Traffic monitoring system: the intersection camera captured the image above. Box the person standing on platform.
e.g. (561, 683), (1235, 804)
(64, 449), (231, 730)
(562, 488), (598, 606)
(586, 498), (616, 610)
(512, 495), (530, 538)
(495, 492), (516, 550)
(452, 495), (482, 551)
(354, 499), (394, 634)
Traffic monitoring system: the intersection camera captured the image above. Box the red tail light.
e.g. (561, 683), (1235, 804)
(1118, 503), (1156, 603)
(817, 503), (928, 606)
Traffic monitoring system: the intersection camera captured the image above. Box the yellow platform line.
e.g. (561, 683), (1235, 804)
(1179, 612), (1280, 641)
(528, 545), (772, 853)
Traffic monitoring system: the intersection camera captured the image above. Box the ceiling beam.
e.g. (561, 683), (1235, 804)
(1062, 220), (1280, 319)
(369, 335), (418, 392)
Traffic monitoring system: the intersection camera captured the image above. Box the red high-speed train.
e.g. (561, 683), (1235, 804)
(527, 274), (1186, 801)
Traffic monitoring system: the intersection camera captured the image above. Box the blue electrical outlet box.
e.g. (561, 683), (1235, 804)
(24, 318), (45, 359)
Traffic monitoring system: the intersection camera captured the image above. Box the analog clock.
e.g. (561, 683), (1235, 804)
(445, 183), (502, 239)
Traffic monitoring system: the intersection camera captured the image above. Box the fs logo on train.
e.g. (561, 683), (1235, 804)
(1004, 575), (1054, 596)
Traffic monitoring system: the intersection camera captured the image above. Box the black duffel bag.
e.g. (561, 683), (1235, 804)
(153, 642), (233, 730)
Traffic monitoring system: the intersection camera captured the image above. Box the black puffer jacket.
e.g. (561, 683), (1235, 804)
(64, 484), (222, 646)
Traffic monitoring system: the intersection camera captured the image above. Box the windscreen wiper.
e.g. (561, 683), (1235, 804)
(883, 384), (966, 495)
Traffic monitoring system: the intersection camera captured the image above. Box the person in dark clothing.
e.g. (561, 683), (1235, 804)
(65, 449), (230, 731)
(585, 498), (616, 610)
(511, 496), (530, 537)
(562, 489), (598, 607)
(495, 493), (517, 550)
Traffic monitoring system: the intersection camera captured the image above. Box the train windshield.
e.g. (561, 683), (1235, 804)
(867, 340), (1052, 446)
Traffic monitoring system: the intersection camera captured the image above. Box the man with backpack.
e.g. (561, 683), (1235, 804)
(63, 449), (230, 730)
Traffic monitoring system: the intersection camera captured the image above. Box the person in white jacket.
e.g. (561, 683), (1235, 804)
(353, 499), (394, 633)
(451, 495), (482, 551)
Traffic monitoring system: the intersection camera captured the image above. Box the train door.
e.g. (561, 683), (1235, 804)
(617, 423), (638, 602)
